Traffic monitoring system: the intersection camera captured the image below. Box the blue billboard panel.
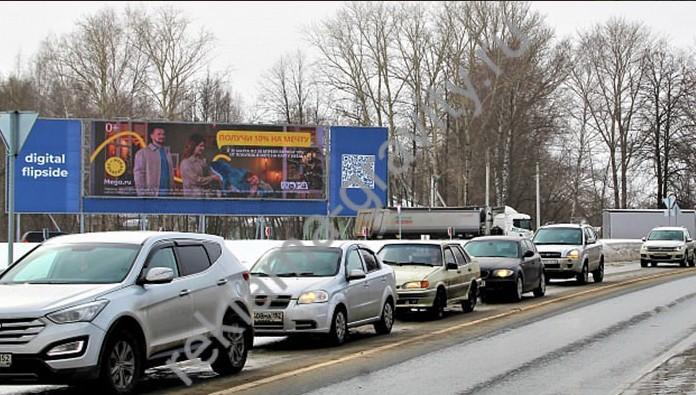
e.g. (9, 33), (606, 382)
(328, 127), (388, 217)
(14, 119), (81, 213)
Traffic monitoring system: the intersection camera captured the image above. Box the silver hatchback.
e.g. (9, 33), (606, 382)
(250, 242), (397, 345)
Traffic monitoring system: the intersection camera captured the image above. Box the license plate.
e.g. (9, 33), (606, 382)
(543, 259), (559, 264)
(0, 354), (11, 368)
(254, 311), (283, 325)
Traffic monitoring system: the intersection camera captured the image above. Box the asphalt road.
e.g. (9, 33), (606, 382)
(2, 261), (695, 395)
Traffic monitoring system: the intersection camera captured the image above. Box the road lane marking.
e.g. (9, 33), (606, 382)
(210, 268), (695, 395)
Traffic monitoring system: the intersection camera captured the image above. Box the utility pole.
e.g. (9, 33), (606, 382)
(485, 150), (490, 235)
(536, 162), (541, 229)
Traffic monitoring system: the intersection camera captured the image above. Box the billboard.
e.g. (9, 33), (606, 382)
(13, 119), (82, 213)
(89, 121), (326, 200)
(328, 127), (388, 217)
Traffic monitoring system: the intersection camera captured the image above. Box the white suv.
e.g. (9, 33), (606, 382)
(0, 231), (253, 394)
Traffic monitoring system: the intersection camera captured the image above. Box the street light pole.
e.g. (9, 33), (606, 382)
(536, 161), (541, 229)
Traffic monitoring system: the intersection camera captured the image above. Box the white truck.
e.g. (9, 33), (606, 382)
(492, 206), (534, 238)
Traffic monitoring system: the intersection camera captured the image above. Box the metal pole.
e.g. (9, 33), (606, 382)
(7, 111), (17, 266)
(430, 176), (435, 208)
(536, 161), (541, 229)
(485, 150), (490, 235)
(80, 213), (85, 233)
(16, 214), (20, 241)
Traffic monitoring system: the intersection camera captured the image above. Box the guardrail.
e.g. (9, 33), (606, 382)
(599, 239), (642, 263)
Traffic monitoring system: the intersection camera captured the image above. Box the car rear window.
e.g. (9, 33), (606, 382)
(177, 245), (211, 276)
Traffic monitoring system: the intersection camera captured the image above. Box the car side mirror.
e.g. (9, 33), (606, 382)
(523, 250), (534, 258)
(140, 267), (174, 285)
(347, 269), (366, 281)
(446, 262), (458, 270)
(641, 237), (646, 242)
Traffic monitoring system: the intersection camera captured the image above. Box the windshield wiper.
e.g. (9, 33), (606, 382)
(381, 259), (401, 266)
(276, 272), (300, 277)
(249, 272), (268, 277)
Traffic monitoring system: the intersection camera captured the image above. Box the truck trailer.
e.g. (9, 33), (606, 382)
(602, 209), (696, 239)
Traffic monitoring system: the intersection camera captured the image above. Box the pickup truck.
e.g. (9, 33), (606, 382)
(532, 224), (604, 284)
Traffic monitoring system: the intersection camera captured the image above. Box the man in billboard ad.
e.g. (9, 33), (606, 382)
(89, 121), (326, 199)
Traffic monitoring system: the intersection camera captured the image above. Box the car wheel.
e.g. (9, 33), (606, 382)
(593, 260), (604, 283)
(98, 329), (143, 395)
(429, 288), (446, 320)
(576, 263), (589, 285)
(328, 308), (348, 346)
(211, 316), (250, 376)
(533, 271), (546, 297)
(640, 260), (648, 268)
(690, 253), (696, 267)
(680, 256), (688, 267)
(544, 272), (551, 285)
(461, 283), (477, 313)
(374, 300), (394, 335)
(511, 275), (524, 302)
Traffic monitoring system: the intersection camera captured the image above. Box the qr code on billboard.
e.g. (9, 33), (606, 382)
(341, 154), (375, 189)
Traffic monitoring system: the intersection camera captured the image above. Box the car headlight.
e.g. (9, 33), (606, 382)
(47, 300), (109, 324)
(640, 245), (647, 252)
(678, 245), (686, 251)
(567, 249), (580, 260)
(403, 280), (430, 289)
(297, 290), (329, 304)
(492, 269), (514, 278)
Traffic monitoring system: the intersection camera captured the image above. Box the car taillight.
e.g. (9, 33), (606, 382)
(242, 271), (250, 282)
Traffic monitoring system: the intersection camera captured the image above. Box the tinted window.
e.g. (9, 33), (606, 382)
(648, 230), (685, 241)
(360, 249), (379, 272)
(452, 246), (469, 265)
(465, 240), (520, 258)
(177, 245), (211, 276)
(346, 249), (365, 272)
(444, 248), (456, 266)
(148, 247), (179, 277)
(251, 248), (342, 277)
(378, 244), (443, 266)
(584, 228), (595, 242)
(533, 228), (583, 245)
(0, 243), (139, 284)
(203, 242), (222, 263)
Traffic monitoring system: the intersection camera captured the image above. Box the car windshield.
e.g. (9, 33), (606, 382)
(533, 228), (583, 245)
(250, 248), (342, 277)
(465, 240), (519, 258)
(648, 230), (684, 241)
(0, 243), (140, 284)
(377, 244), (443, 266)
(513, 219), (533, 230)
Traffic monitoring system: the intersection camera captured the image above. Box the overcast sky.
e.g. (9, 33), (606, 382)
(1, 1), (695, 107)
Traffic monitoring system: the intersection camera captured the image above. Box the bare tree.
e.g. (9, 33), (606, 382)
(639, 42), (696, 207)
(576, 18), (650, 208)
(132, 7), (214, 120)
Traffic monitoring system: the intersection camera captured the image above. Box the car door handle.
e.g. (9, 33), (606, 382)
(363, 282), (370, 287)
(179, 289), (190, 297)
(381, 277), (387, 282)
(217, 279), (228, 286)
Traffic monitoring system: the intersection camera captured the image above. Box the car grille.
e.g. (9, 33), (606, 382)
(0, 319), (45, 345)
(544, 263), (561, 269)
(254, 295), (292, 309)
(647, 247), (678, 252)
(540, 252), (562, 258)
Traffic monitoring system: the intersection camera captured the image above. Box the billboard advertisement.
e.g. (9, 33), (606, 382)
(328, 126), (388, 217)
(89, 121), (326, 200)
(13, 119), (82, 213)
